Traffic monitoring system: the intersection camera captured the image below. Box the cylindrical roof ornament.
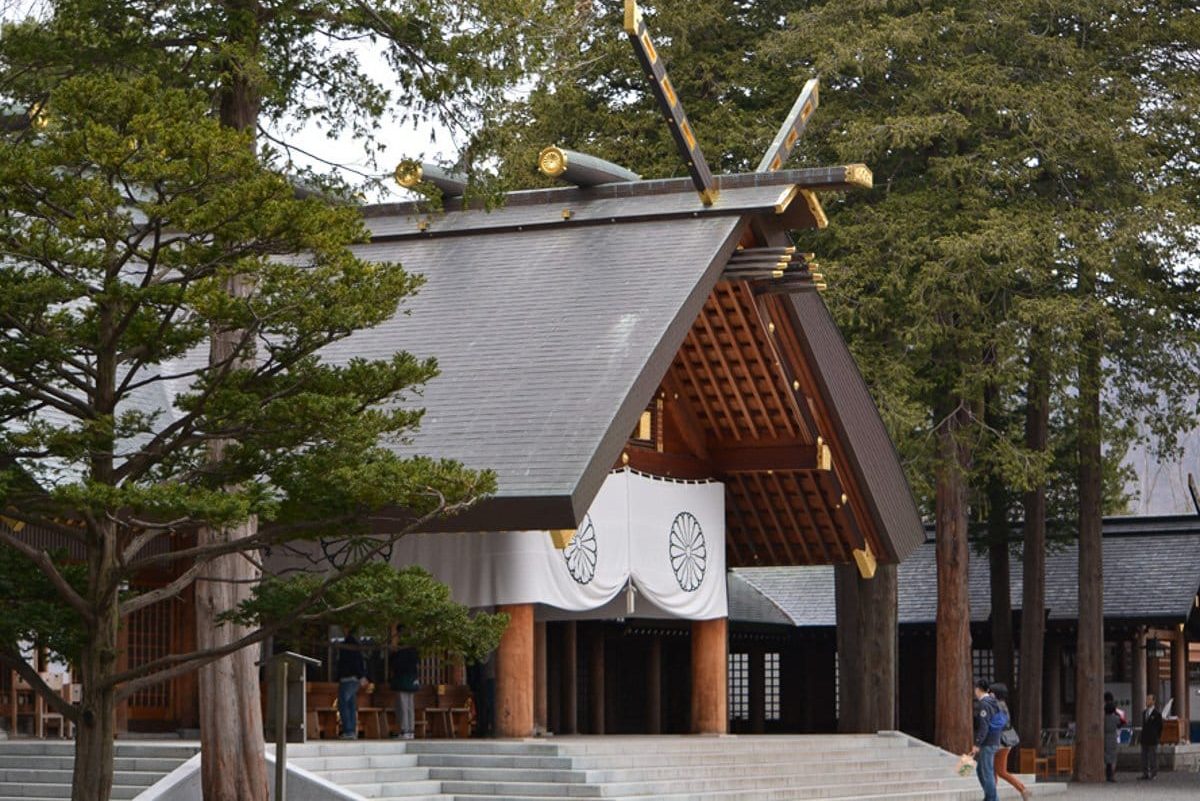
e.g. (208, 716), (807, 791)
(538, 146), (641, 186)
(393, 159), (468, 198)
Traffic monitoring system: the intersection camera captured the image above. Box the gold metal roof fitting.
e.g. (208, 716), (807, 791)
(538, 146), (568, 178)
(394, 159), (423, 188)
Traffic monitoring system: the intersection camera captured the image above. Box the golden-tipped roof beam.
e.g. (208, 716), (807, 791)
(623, 1), (718, 206)
(394, 160), (469, 198)
(538, 146), (641, 186)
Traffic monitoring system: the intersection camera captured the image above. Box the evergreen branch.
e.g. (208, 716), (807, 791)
(122, 512), (364, 572)
(0, 526), (93, 624)
(109, 501), (455, 696)
(0, 372), (93, 421)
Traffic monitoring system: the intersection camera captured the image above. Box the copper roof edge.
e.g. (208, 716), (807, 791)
(362, 165), (869, 220)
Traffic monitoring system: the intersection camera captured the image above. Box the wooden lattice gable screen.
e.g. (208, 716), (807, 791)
(622, 217), (892, 570)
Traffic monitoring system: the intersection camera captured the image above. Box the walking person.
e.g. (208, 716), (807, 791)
(989, 683), (1030, 800)
(389, 624), (420, 740)
(337, 631), (369, 739)
(1139, 693), (1163, 779)
(971, 680), (1002, 801)
(1104, 701), (1121, 782)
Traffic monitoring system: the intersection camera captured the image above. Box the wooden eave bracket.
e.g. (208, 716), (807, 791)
(853, 543), (877, 579)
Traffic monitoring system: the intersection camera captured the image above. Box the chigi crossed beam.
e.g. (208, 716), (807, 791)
(623, 0), (720, 205)
(624, 1), (826, 207)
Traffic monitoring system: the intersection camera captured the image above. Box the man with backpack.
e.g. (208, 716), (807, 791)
(971, 680), (1004, 801)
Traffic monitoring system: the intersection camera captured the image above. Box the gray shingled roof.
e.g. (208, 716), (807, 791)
(327, 191), (786, 529)
(81, 167), (925, 554)
(730, 517), (1200, 626)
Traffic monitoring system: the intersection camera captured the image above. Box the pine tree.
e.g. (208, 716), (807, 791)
(1, 3), (551, 798)
(0, 74), (505, 801)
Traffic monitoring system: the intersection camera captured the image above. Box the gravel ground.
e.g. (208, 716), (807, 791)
(1051, 771), (1200, 798)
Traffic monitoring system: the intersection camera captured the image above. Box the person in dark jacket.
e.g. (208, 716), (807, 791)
(1140, 693), (1164, 779)
(336, 632), (369, 739)
(389, 624), (420, 739)
(989, 683), (1029, 800)
(971, 680), (1002, 801)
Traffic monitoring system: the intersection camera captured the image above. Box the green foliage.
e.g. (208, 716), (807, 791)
(0, 73), (493, 537)
(225, 563), (508, 662)
(0, 0), (557, 191)
(0, 547), (85, 664)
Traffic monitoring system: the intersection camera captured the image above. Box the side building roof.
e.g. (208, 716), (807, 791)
(729, 515), (1200, 626)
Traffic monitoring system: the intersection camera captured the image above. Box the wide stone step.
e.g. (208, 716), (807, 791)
(427, 763), (955, 785)
(340, 779), (445, 797)
(439, 774), (973, 799)
(0, 781), (143, 799)
(437, 786), (1024, 801)
(562, 750), (948, 771)
(0, 755), (187, 772)
(554, 735), (901, 752)
(304, 766), (434, 784)
(0, 767), (164, 785)
(406, 742), (562, 756)
(289, 753), (422, 771)
(416, 754), (576, 770)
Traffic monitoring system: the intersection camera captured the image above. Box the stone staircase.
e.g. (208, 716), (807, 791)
(287, 734), (1067, 801)
(0, 740), (197, 800)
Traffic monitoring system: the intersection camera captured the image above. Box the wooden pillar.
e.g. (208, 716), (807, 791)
(589, 625), (605, 734)
(836, 562), (898, 733)
(495, 603), (534, 738)
(533, 621), (547, 735)
(691, 617), (727, 734)
(1044, 636), (1062, 732)
(647, 637), (663, 734)
(560, 621), (577, 734)
(1132, 628), (1147, 730)
(1172, 626), (1187, 731)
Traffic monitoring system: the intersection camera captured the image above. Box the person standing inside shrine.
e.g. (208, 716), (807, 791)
(337, 631), (369, 739)
(1140, 693), (1164, 780)
(390, 624), (420, 739)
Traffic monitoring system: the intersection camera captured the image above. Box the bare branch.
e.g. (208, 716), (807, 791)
(119, 559), (206, 617)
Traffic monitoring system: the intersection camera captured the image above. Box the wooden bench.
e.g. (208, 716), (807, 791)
(306, 682), (340, 740)
(425, 684), (473, 738)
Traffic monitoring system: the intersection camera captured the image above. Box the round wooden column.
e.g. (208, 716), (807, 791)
(496, 603), (534, 738)
(691, 617), (728, 734)
(1132, 629), (1147, 729)
(533, 621), (547, 734)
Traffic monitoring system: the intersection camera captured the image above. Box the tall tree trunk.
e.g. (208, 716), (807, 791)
(984, 381), (1014, 692)
(197, 28), (268, 796)
(1075, 288), (1105, 782)
(934, 399), (973, 752)
(1016, 345), (1049, 748)
(72, 526), (119, 801)
(198, 271), (267, 801)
